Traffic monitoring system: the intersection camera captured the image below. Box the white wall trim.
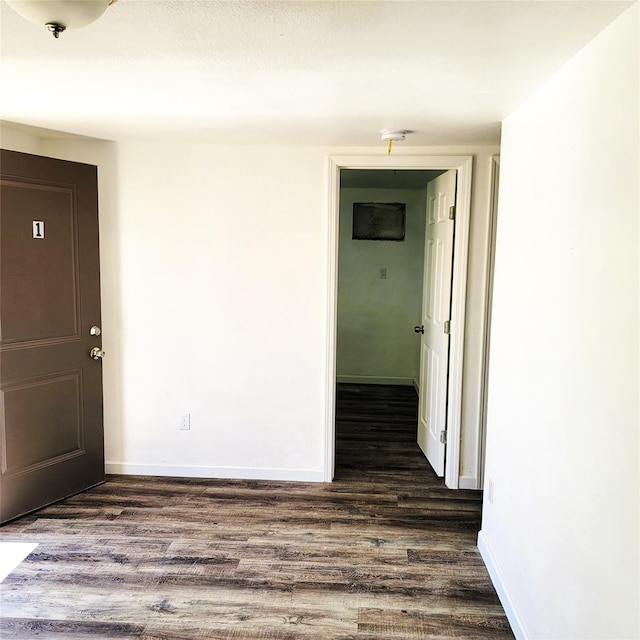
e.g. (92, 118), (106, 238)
(477, 154), (501, 490)
(458, 475), (480, 490)
(105, 463), (325, 483)
(477, 531), (528, 640)
(337, 375), (415, 386)
(324, 154), (341, 481)
(326, 154), (474, 487)
(445, 156), (473, 489)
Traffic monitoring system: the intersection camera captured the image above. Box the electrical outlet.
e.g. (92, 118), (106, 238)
(487, 479), (494, 505)
(179, 414), (190, 431)
(380, 267), (387, 279)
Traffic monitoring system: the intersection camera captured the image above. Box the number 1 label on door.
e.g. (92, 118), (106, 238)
(33, 221), (44, 239)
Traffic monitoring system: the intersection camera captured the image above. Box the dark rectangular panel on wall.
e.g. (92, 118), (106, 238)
(352, 202), (406, 241)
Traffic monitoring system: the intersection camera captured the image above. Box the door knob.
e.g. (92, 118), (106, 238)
(414, 325), (424, 334)
(90, 347), (105, 360)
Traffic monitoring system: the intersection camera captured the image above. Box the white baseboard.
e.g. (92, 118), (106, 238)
(477, 531), (528, 640)
(336, 375), (415, 386)
(105, 462), (325, 483)
(458, 475), (480, 490)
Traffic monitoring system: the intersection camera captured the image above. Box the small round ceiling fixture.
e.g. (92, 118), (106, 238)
(6, 0), (117, 38)
(380, 129), (408, 155)
(380, 129), (407, 142)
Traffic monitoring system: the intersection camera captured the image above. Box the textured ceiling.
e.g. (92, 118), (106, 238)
(0, 0), (633, 146)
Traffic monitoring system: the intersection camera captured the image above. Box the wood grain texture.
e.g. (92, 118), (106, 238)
(0, 384), (513, 639)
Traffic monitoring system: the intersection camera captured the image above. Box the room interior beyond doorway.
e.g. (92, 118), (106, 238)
(336, 169), (445, 390)
(325, 155), (474, 491)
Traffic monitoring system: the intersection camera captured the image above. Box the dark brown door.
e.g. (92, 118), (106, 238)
(0, 149), (105, 523)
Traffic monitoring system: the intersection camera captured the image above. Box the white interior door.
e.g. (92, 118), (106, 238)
(417, 169), (457, 476)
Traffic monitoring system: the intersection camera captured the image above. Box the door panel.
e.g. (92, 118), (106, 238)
(1, 181), (79, 343)
(0, 149), (104, 523)
(417, 170), (456, 476)
(3, 372), (84, 473)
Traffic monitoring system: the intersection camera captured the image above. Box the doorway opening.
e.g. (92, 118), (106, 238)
(334, 168), (445, 478)
(336, 168), (445, 387)
(325, 155), (474, 488)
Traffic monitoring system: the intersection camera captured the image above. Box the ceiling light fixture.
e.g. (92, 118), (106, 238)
(6, 0), (117, 38)
(380, 129), (408, 155)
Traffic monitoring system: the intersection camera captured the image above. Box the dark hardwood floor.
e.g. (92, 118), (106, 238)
(0, 383), (513, 639)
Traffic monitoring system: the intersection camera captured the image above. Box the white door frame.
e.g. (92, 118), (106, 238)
(325, 154), (473, 489)
(477, 155), (501, 489)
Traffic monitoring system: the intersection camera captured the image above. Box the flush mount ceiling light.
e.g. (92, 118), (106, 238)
(380, 129), (408, 155)
(6, 0), (117, 38)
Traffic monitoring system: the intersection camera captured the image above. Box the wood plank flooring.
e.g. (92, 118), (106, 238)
(0, 383), (513, 639)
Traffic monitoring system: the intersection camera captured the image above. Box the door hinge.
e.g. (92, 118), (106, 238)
(444, 320), (451, 335)
(449, 205), (456, 220)
(440, 430), (447, 444)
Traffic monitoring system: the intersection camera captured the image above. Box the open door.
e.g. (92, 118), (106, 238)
(0, 149), (105, 523)
(416, 169), (456, 476)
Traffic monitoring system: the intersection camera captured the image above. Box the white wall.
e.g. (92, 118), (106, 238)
(1, 131), (498, 485)
(0, 124), (42, 155)
(479, 5), (639, 639)
(109, 143), (330, 479)
(337, 187), (426, 386)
